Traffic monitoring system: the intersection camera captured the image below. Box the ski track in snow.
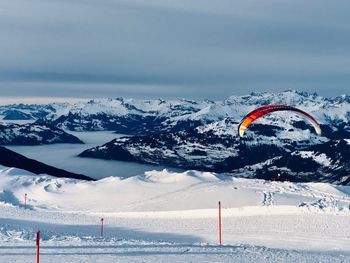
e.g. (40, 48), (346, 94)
(1, 243), (350, 263)
(262, 191), (274, 206)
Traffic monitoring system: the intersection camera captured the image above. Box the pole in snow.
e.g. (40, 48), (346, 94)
(100, 218), (104, 238)
(36, 230), (40, 263)
(218, 201), (222, 245)
(24, 193), (27, 209)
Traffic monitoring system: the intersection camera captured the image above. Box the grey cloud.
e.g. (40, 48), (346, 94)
(0, 0), (350, 100)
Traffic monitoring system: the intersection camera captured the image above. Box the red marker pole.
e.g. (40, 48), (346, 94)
(24, 193), (27, 209)
(100, 218), (104, 238)
(218, 201), (222, 245)
(36, 230), (40, 263)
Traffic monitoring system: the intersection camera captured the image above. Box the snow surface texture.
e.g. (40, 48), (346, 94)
(1, 166), (350, 262)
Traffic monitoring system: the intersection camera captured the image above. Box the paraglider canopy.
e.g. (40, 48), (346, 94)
(238, 104), (321, 138)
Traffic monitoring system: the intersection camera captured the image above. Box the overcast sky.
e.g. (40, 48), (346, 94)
(1, 0), (350, 101)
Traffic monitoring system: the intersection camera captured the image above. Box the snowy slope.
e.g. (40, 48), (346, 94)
(1, 167), (349, 213)
(1, 167), (350, 262)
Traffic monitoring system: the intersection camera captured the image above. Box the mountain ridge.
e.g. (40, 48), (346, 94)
(0, 146), (94, 181)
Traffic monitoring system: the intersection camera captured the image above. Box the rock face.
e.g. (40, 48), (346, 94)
(0, 123), (83, 145)
(0, 146), (94, 181)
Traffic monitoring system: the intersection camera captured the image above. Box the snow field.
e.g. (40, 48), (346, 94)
(1, 167), (350, 262)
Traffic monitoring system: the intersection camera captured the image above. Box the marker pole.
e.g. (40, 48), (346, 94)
(36, 230), (40, 263)
(100, 218), (104, 238)
(218, 201), (222, 245)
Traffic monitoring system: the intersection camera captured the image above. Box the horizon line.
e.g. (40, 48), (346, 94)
(0, 90), (348, 105)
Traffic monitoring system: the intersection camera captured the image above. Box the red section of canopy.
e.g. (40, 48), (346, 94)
(238, 104), (321, 137)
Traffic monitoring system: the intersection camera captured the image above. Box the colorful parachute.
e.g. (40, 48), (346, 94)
(238, 104), (321, 137)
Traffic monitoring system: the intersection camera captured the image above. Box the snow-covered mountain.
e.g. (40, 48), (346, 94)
(1, 90), (349, 184)
(2, 91), (349, 128)
(0, 123), (83, 145)
(0, 104), (83, 146)
(79, 120), (350, 184)
(2, 90), (349, 134)
(34, 90), (350, 135)
(74, 91), (350, 184)
(0, 104), (56, 121)
(37, 98), (211, 133)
